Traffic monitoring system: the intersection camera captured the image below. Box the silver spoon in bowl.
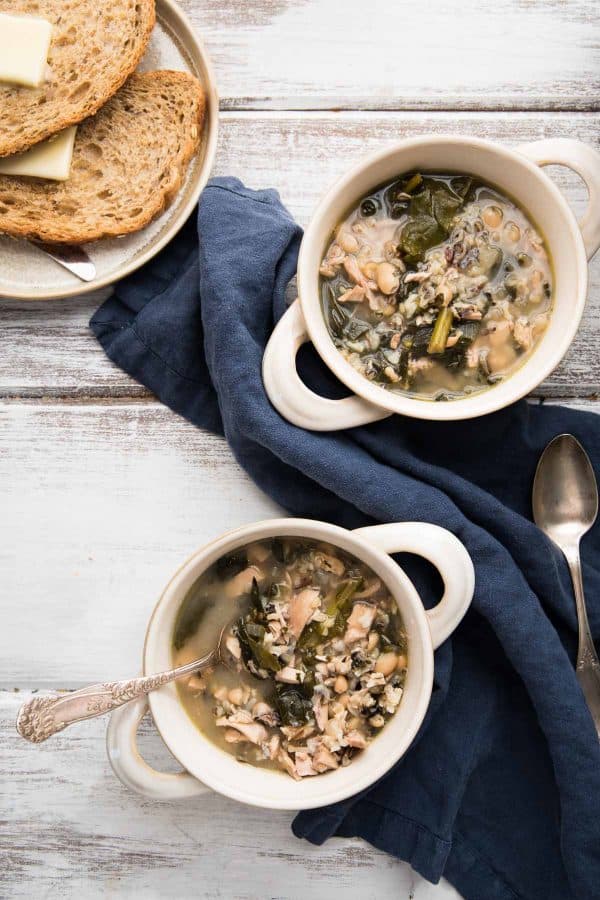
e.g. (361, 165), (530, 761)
(532, 433), (600, 737)
(16, 619), (239, 744)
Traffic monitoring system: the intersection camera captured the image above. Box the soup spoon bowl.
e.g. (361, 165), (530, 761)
(532, 433), (600, 737)
(15, 618), (238, 744)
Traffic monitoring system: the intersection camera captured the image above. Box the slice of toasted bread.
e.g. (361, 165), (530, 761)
(0, 71), (205, 243)
(0, 0), (156, 157)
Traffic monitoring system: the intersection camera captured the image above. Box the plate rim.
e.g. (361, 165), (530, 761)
(0, 0), (219, 301)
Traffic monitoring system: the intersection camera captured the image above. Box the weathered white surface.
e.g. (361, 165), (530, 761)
(178, 0), (600, 110)
(1, 111), (598, 399)
(0, 401), (281, 687)
(0, 397), (596, 688)
(2, 0), (600, 897)
(0, 692), (462, 900)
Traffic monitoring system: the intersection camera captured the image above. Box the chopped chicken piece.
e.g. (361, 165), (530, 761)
(278, 748), (301, 780)
(294, 751), (318, 778)
(458, 306), (482, 321)
(224, 634), (241, 660)
(313, 695), (329, 732)
(186, 673), (206, 692)
(466, 344), (481, 369)
(345, 730), (368, 750)
(381, 683), (403, 714)
(224, 728), (247, 744)
(324, 712), (347, 750)
(314, 553), (345, 576)
(344, 255), (367, 285)
(337, 285), (366, 304)
(288, 587), (321, 638)
(344, 602), (377, 644)
(363, 671), (386, 691)
(281, 724), (315, 741)
(216, 715), (268, 745)
(275, 666), (305, 684)
(313, 743), (339, 773)
(343, 255), (377, 307)
(346, 688), (377, 716)
(268, 619), (283, 642)
(253, 701), (279, 727)
(319, 243), (346, 277)
(404, 269), (431, 284)
(226, 708), (253, 724)
(513, 317), (532, 351)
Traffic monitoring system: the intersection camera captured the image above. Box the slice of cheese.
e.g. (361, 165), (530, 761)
(0, 13), (53, 88)
(0, 127), (77, 181)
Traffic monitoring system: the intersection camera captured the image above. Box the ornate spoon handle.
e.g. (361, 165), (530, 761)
(16, 650), (216, 743)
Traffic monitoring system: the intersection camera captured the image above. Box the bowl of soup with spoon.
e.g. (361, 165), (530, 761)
(262, 135), (600, 429)
(106, 517), (474, 808)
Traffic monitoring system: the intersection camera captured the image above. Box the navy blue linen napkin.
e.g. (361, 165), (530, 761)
(91, 178), (600, 900)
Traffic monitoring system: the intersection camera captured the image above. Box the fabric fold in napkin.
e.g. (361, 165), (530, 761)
(91, 178), (600, 900)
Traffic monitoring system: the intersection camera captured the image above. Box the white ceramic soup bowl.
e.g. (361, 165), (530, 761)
(107, 517), (474, 809)
(263, 135), (600, 429)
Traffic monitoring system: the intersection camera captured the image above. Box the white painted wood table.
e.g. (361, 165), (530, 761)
(2, 1), (598, 897)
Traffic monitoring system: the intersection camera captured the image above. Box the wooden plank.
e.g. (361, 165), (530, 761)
(1, 111), (599, 400)
(1, 397), (598, 687)
(178, 0), (599, 111)
(1, 691), (460, 899)
(0, 401), (281, 687)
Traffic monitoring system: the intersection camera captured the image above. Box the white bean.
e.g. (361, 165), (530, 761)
(228, 687), (244, 706)
(376, 262), (400, 295)
(504, 221), (521, 242)
(375, 652), (398, 676)
(482, 205), (503, 228)
(361, 260), (378, 281)
(367, 631), (380, 651)
(334, 675), (348, 693)
(186, 673), (204, 691)
(338, 231), (359, 254)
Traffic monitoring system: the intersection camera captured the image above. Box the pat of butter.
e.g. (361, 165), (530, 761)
(0, 13), (53, 88)
(0, 127), (77, 181)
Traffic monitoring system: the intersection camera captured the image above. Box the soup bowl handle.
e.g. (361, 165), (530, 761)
(517, 138), (600, 261)
(354, 523), (474, 649)
(262, 299), (391, 431)
(106, 695), (210, 800)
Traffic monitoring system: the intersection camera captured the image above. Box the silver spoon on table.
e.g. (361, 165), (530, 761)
(532, 433), (600, 737)
(16, 619), (238, 744)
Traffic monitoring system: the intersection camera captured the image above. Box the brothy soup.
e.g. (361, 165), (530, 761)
(173, 537), (407, 780)
(319, 172), (553, 401)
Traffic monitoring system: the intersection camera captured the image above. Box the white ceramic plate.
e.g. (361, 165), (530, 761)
(0, 0), (219, 300)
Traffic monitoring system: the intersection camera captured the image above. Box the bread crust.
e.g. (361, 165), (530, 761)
(0, 0), (156, 157)
(0, 71), (205, 243)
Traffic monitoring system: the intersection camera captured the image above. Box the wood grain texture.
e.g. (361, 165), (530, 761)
(0, 400), (281, 687)
(1, 111), (599, 400)
(0, 396), (597, 689)
(177, 0), (600, 111)
(0, 692), (461, 900)
(3, 2), (600, 896)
